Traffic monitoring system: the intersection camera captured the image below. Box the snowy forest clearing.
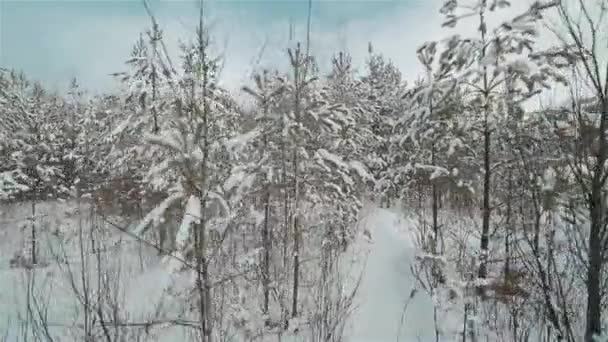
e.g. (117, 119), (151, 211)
(0, 201), (165, 341)
(0, 202), (435, 342)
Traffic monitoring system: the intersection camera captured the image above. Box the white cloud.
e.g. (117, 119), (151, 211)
(5, 0), (568, 100)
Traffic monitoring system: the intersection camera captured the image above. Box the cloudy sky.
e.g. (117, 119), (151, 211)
(0, 0), (541, 95)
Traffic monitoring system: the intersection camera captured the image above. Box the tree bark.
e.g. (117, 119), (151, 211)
(479, 116), (491, 279)
(262, 190), (271, 315)
(584, 98), (607, 341)
(31, 199), (36, 265)
(478, 4), (491, 280)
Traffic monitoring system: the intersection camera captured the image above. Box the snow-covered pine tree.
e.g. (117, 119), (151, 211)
(438, 0), (561, 281)
(107, 22), (176, 220)
(129, 4), (248, 339)
(325, 51), (374, 248)
(391, 40), (476, 341)
(241, 68), (287, 320)
(359, 44), (406, 206)
(278, 47), (369, 339)
(400, 41), (467, 250)
(0, 70), (74, 265)
(0, 70), (38, 200)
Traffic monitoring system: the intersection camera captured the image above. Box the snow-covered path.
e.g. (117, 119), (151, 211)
(349, 208), (436, 342)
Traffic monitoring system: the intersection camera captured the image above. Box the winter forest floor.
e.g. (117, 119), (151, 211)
(349, 208), (435, 342)
(0, 202), (436, 342)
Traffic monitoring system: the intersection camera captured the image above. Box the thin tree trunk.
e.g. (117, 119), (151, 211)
(417, 181), (423, 210)
(151, 36), (159, 134)
(282, 135), (290, 270)
(479, 116), (491, 279)
(291, 95), (301, 318)
(512, 307), (519, 342)
(584, 99), (607, 341)
(478, 4), (491, 279)
(463, 301), (468, 342)
(586, 192), (603, 342)
(340, 204), (347, 252)
(78, 197), (91, 340)
(432, 143), (439, 250)
(504, 171), (512, 279)
(261, 93), (273, 317)
(194, 200), (208, 342)
(291, 0), (312, 319)
(291, 183), (300, 319)
(262, 189), (271, 315)
(196, 3), (212, 339)
(31, 199), (36, 265)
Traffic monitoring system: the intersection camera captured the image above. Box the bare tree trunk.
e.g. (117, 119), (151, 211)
(463, 301), (468, 342)
(291, 104), (301, 318)
(260, 91), (273, 317)
(195, 202), (209, 342)
(262, 189), (271, 315)
(340, 204), (347, 252)
(478, 3), (491, 279)
(202, 203), (212, 342)
(31, 199), (36, 265)
(197, 2), (213, 339)
(479, 115), (491, 279)
(431, 143), (439, 249)
(78, 197), (92, 341)
(585, 99), (606, 341)
(290, 7), (311, 314)
(504, 171), (512, 279)
(151, 28), (159, 135)
(291, 197), (300, 320)
(417, 181), (423, 210)
(553, 3), (608, 338)
(281, 130), (290, 271)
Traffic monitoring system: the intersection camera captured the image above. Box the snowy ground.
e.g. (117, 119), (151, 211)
(0, 201), (162, 341)
(348, 208), (435, 342)
(0, 202), (433, 342)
